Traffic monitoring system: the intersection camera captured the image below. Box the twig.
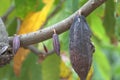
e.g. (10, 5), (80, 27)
(2, 5), (15, 22)
(38, 49), (55, 63)
(26, 45), (44, 55)
(41, 0), (65, 28)
(8, 0), (106, 47)
(26, 45), (54, 62)
(16, 18), (22, 33)
(27, 45), (54, 56)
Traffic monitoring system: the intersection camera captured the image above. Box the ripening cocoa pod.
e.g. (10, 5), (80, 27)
(69, 15), (95, 80)
(12, 35), (20, 54)
(52, 29), (60, 55)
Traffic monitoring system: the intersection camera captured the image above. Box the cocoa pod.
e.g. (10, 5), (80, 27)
(52, 29), (60, 55)
(0, 18), (9, 55)
(69, 15), (94, 80)
(12, 35), (20, 54)
(0, 18), (14, 67)
(0, 49), (13, 67)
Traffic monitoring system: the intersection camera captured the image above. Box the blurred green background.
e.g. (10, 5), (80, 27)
(0, 0), (120, 80)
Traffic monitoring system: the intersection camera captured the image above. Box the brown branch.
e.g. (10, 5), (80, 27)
(8, 0), (106, 47)
(2, 5), (15, 22)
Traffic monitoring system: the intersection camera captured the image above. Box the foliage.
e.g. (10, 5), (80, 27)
(0, 0), (120, 80)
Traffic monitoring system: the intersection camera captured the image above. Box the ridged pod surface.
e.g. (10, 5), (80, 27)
(0, 18), (13, 67)
(69, 15), (94, 80)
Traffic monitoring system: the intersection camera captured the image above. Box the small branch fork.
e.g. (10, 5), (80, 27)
(26, 45), (54, 62)
(2, 5), (15, 22)
(8, 0), (106, 46)
(26, 45), (54, 56)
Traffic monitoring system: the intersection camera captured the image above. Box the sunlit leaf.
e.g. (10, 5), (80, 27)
(13, 0), (54, 76)
(0, 0), (11, 16)
(60, 59), (71, 79)
(86, 67), (94, 80)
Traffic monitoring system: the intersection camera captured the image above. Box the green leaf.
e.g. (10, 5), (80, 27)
(87, 12), (109, 43)
(20, 53), (42, 80)
(79, 0), (87, 6)
(0, 64), (11, 79)
(99, 42), (120, 80)
(54, 0), (60, 5)
(113, 63), (120, 80)
(35, 0), (45, 12)
(60, 31), (69, 51)
(0, 0), (11, 16)
(116, 1), (120, 15)
(103, 0), (116, 41)
(0, 63), (19, 80)
(72, 0), (79, 12)
(92, 45), (111, 80)
(41, 54), (60, 80)
(15, 0), (44, 19)
(64, 0), (73, 14)
(7, 18), (17, 36)
(115, 17), (120, 40)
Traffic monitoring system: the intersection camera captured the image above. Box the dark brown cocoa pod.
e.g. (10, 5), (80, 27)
(52, 29), (60, 56)
(0, 18), (14, 67)
(0, 18), (9, 55)
(0, 48), (13, 67)
(69, 15), (95, 80)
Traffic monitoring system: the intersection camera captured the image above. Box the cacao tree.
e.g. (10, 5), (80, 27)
(0, 0), (120, 80)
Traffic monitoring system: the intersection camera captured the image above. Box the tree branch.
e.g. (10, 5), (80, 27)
(8, 0), (106, 47)
(26, 45), (55, 63)
(2, 5), (15, 22)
